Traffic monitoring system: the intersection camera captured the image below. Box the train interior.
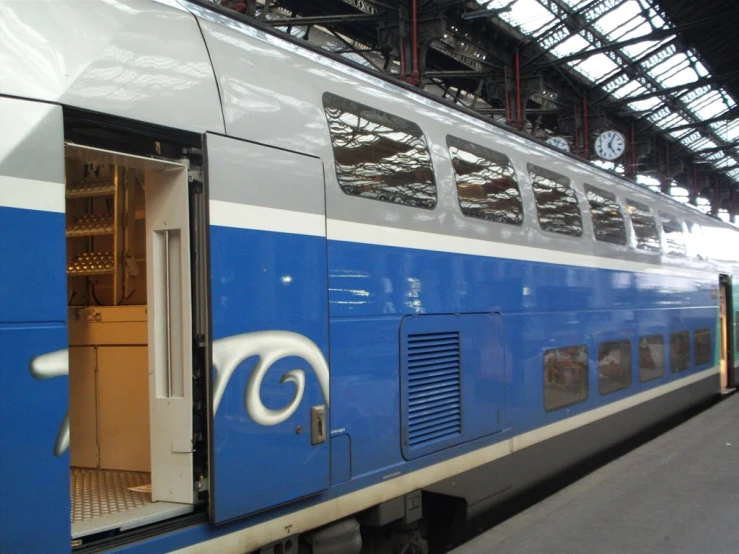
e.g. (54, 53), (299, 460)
(64, 144), (196, 541)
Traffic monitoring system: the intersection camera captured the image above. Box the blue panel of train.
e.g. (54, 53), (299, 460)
(0, 1), (737, 553)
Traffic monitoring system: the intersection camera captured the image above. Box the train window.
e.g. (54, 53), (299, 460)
(639, 335), (665, 382)
(670, 331), (690, 372)
(694, 329), (712, 366)
(626, 200), (660, 252)
(528, 164), (583, 237)
(543, 345), (588, 411)
(585, 184), (627, 245)
(659, 212), (687, 257)
(598, 340), (632, 395)
(322, 92), (437, 209)
(447, 136), (523, 225)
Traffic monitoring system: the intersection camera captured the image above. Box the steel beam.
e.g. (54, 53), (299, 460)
(536, 28), (680, 68)
(604, 73), (739, 106)
(264, 13), (385, 26)
(649, 111), (739, 135)
(425, 70), (496, 79)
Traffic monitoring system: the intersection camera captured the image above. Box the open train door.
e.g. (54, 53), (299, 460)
(204, 134), (331, 523)
(0, 98), (70, 552)
(719, 274), (735, 390)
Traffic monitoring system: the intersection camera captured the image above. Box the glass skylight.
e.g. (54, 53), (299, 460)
(611, 80), (646, 99)
(712, 121), (739, 142)
(570, 54), (620, 82)
(552, 34), (590, 57)
(617, 19), (652, 41)
(622, 39), (660, 59)
(498, 0), (554, 35)
(629, 97), (662, 112)
(480, 0), (739, 182)
(648, 53), (687, 81)
(689, 91), (729, 120)
(594, 2), (642, 37)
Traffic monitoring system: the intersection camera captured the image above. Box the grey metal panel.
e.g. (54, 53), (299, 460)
(0, 98), (64, 183)
(141, 2), (734, 277)
(206, 134), (325, 215)
(0, 0), (224, 134)
(190, 4), (720, 271)
(192, 10), (331, 156)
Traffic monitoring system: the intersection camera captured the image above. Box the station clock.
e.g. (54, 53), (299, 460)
(594, 130), (626, 161)
(546, 136), (570, 152)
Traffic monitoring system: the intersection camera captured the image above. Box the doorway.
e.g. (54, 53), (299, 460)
(719, 275), (734, 392)
(64, 144), (196, 541)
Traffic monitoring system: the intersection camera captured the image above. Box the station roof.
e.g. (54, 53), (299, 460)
(491, 0), (739, 181)
(210, 0), (739, 213)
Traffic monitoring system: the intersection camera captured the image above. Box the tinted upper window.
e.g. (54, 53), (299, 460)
(694, 329), (712, 366)
(528, 164), (583, 237)
(639, 334), (665, 382)
(585, 185), (627, 245)
(626, 200), (660, 252)
(447, 136), (523, 225)
(659, 212), (687, 257)
(544, 345), (588, 411)
(323, 92), (436, 209)
(599, 340), (632, 395)
(670, 331), (690, 372)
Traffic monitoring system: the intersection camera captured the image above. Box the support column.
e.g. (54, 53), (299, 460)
(660, 175), (670, 195)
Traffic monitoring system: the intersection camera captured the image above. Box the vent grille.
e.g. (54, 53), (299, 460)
(406, 331), (461, 448)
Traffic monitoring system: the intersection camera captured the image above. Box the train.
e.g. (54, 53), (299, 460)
(1, 1), (737, 553)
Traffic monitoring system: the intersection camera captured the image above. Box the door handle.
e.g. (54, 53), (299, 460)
(311, 405), (326, 445)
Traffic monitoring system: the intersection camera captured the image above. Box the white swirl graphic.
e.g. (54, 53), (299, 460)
(212, 331), (329, 425)
(29, 349), (70, 457)
(30, 332), (328, 455)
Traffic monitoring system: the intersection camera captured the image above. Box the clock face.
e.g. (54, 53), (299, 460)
(546, 136), (570, 152)
(594, 130), (626, 160)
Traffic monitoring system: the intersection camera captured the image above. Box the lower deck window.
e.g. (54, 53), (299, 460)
(694, 329), (712, 366)
(670, 331), (690, 372)
(639, 335), (665, 382)
(598, 340), (632, 394)
(544, 345), (588, 411)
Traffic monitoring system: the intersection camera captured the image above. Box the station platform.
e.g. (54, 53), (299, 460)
(450, 392), (739, 554)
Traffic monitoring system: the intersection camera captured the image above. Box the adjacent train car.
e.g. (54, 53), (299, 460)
(1, 1), (738, 552)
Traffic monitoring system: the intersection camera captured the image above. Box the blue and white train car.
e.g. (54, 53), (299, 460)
(1, 1), (737, 552)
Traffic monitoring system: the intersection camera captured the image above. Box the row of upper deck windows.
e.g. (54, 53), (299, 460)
(323, 92), (704, 258)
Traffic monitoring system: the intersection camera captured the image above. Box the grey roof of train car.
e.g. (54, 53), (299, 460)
(183, 0), (736, 233)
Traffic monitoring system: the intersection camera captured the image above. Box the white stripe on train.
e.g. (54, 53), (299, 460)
(327, 218), (710, 277)
(0, 176), (65, 213)
(175, 365), (719, 554)
(209, 200), (326, 238)
(0, 189), (718, 281)
(208, 199), (716, 279)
